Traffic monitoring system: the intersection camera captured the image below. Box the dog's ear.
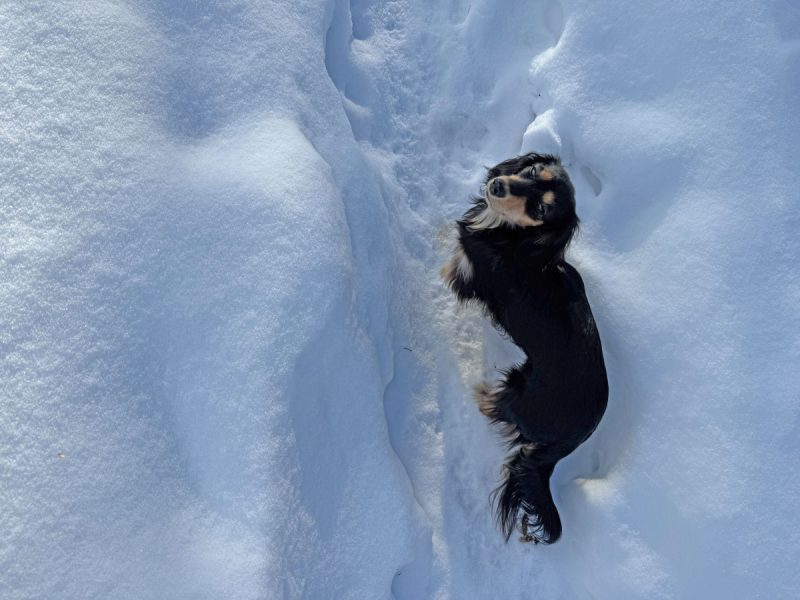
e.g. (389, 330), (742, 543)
(486, 153), (561, 180)
(525, 153), (560, 166)
(486, 154), (537, 179)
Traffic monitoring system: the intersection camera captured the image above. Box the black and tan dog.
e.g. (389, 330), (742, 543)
(442, 153), (608, 544)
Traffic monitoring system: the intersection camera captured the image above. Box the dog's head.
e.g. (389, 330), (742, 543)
(468, 153), (576, 231)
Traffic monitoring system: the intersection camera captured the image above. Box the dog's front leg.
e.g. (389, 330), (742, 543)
(441, 241), (477, 301)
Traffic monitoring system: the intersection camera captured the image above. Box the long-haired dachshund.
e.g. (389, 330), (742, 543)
(441, 153), (608, 544)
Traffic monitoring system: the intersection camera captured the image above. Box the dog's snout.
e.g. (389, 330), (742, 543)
(489, 178), (506, 197)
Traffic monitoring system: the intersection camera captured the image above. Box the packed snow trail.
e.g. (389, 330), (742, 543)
(2, 1), (800, 599)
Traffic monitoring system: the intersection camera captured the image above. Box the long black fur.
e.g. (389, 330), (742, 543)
(443, 153), (608, 544)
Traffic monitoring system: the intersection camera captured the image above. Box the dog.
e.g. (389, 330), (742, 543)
(441, 153), (608, 544)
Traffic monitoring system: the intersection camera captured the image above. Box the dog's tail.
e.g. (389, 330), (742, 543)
(492, 444), (561, 544)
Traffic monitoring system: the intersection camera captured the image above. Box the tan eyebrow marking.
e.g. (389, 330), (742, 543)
(538, 168), (554, 181)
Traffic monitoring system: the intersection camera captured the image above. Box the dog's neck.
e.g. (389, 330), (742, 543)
(461, 219), (577, 271)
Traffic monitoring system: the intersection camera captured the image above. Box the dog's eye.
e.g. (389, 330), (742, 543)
(526, 167), (537, 179)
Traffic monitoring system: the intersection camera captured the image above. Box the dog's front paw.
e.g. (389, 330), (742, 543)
(440, 259), (456, 287)
(441, 245), (474, 287)
(519, 515), (540, 544)
(442, 246), (478, 302)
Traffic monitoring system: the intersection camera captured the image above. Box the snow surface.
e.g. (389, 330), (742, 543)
(2, 0), (799, 598)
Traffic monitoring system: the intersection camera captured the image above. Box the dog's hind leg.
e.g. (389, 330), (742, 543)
(476, 372), (565, 543)
(473, 364), (531, 447)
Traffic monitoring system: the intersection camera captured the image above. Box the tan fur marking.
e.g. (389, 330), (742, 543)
(473, 381), (534, 446)
(455, 246), (474, 281)
(473, 381), (497, 418)
(538, 168), (554, 181)
(542, 191), (555, 205)
(440, 260), (456, 285)
(441, 244), (474, 286)
(488, 193), (543, 227)
(518, 214), (545, 227)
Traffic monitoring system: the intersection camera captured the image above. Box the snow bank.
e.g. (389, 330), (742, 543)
(2, 0), (799, 598)
(2, 2), (418, 598)
(526, 3), (800, 597)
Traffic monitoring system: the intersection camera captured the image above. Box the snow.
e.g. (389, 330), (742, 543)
(2, 0), (799, 598)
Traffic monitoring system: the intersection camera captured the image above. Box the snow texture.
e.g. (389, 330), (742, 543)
(2, 0), (799, 598)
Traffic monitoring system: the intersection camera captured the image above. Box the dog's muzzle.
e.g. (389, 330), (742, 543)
(489, 178), (506, 198)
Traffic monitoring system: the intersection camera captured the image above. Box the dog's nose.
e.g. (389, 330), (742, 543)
(489, 178), (506, 197)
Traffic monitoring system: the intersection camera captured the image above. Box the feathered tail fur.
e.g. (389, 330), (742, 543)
(492, 444), (562, 544)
